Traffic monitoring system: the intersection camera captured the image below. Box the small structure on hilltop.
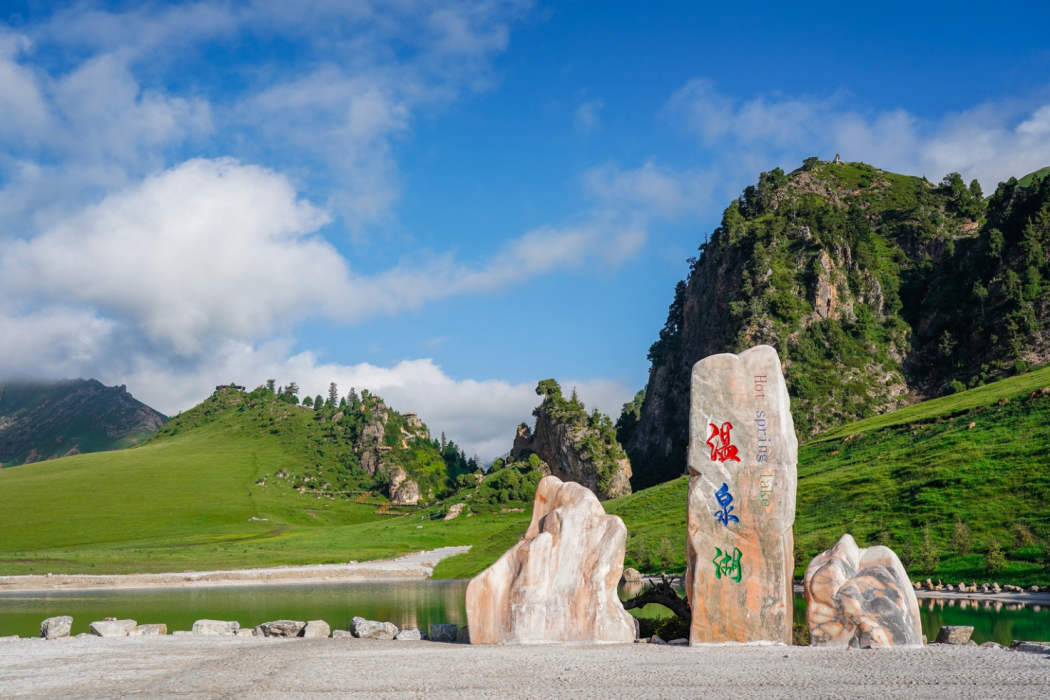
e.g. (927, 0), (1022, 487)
(833, 153), (842, 164)
(214, 383), (246, 393)
(465, 476), (636, 644)
(804, 534), (921, 648)
(685, 345), (797, 644)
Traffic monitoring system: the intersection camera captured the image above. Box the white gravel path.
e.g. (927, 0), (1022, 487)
(1, 636), (1048, 699)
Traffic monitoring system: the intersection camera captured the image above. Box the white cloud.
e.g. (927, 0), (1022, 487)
(667, 77), (1050, 191)
(575, 98), (603, 133)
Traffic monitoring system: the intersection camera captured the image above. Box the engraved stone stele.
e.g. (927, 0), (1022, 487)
(466, 475), (635, 644)
(804, 534), (922, 648)
(686, 345), (797, 644)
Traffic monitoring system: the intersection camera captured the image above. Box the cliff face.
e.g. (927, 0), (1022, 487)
(0, 379), (166, 466)
(512, 381), (632, 500)
(627, 160), (1050, 488)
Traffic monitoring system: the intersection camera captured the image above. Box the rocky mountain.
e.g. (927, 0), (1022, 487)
(624, 158), (1050, 488)
(154, 384), (472, 505)
(0, 379), (166, 467)
(509, 379), (631, 500)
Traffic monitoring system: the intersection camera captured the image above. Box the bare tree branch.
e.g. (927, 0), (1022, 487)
(622, 574), (691, 622)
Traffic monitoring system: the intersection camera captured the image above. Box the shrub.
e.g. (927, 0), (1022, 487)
(950, 521), (972, 556)
(949, 379), (966, 394)
(792, 623), (811, 646)
(919, 525), (939, 573)
(985, 540), (1007, 573)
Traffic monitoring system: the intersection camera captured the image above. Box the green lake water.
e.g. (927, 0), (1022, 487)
(2, 581), (1049, 646)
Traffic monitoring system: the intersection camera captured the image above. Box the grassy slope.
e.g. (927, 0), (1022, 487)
(5, 368), (1050, 584)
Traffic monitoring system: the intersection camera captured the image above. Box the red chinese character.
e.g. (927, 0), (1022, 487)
(706, 422), (740, 462)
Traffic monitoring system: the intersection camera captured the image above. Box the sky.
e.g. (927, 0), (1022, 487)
(2, 1), (1050, 460)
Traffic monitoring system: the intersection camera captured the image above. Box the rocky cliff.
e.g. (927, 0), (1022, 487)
(627, 159), (1050, 488)
(511, 380), (631, 500)
(0, 379), (166, 466)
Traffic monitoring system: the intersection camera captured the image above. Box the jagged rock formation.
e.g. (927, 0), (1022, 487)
(686, 346), (797, 645)
(465, 476), (636, 644)
(0, 379), (166, 467)
(804, 534), (921, 648)
(627, 160), (1050, 488)
(511, 380), (631, 500)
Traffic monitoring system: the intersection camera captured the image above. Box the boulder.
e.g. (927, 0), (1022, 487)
(805, 534), (922, 649)
(428, 623), (459, 643)
(395, 628), (422, 641)
(192, 620), (239, 635)
(686, 346), (797, 644)
(331, 630), (354, 639)
(1011, 640), (1050, 654)
(40, 616), (73, 640)
(935, 625), (974, 645)
(456, 626), (470, 644)
(89, 619), (137, 638)
(254, 620), (306, 638)
(621, 567), (643, 583)
(980, 641), (1004, 649)
(128, 624), (167, 636)
(350, 616), (398, 640)
(465, 475), (636, 644)
(302, 620), (330, 638)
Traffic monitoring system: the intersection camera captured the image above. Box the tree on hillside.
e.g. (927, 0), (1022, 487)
(285, 382), (299, 396)
(266, 379), (276, 393)
(302, 395), (313, 408)
(328, 382), (339, 408)
(339, 397), (347, 408)
(314, 395), (324, 411)
(348, 387), (358, 408)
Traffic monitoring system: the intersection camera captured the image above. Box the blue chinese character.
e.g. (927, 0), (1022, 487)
(713, 482), (739, 526)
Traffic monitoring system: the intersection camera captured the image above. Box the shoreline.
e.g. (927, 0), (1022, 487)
(0, 546), (471, 594)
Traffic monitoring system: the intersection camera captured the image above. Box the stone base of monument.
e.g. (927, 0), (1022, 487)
(465, 476), (636, 644)
(804, 534), (922, 648)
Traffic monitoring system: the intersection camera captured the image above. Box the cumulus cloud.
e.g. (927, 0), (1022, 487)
(667, 77), (1050, 191)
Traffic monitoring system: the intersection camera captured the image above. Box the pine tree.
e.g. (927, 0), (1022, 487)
(285, 382), (299, 396)
(328, 382), (339, 408)
(950, 520), (972, 556)
(339, 397), (347, 409)
(302, 396), (313, 408)
(919, 525), (939, 573)
(985, 540), (1007, 573)
(266, 379), (276, 393)
(314, 395), (323, 411)
(347, 387), (358, 407)
(441, 432), (447, 450)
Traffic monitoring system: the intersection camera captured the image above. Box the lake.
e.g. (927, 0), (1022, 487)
(2, 581), (1049, 646)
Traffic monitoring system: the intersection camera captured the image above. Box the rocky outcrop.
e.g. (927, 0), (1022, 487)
(512, 387), (631, 500)
(466, 476), (636, 644)
(40, 616), (73, 639)
(0, 379), (166, 466)
(388, 466), (420, 505)
(686, 346), (797, 645)
(804, 534), (922, 648)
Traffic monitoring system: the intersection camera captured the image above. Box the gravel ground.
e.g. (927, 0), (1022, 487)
(1, 636), (1048, 699)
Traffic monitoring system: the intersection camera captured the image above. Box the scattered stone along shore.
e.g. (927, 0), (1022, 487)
(0, 547), (471, 593)
(2, 637), (1049, 699)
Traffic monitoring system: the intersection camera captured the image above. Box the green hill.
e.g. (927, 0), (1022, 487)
(0, 379), (166, 467)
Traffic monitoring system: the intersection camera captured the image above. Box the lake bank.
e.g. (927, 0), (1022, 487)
(2, 636), (1048, 699)
(0, 547), (471, 593)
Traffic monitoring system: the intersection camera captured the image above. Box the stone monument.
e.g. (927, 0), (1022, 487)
(804, 534), (922, 648)
(465, 475), (636, 644)
(686, 345), (797, 644)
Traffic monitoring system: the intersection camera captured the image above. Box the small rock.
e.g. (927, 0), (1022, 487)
(331, 630), (354, 639)
(991, 583), (1001, 594)
(254, 620), (306, 638)
(667, 638), (689, 646)
(192, 620), (239, 635)
(634, 638), (648, 644)
(980, 584), (990, 593)
(1028, 585), (1041, 593)
(90, 619), (137, 638)
(40, 616), (73, 640)
(456, 626), (470, 644)
(234, 629), (255, 637)
(946, 584), (955, 591)
(621, 568), (643, 583)
(395, 628), (422, 641)
(301, 620), (330, 638)
(1011, 641), (1050, 654)
(128, 624), (166, 636)
(428, 623), (459, 643)
(935, 626), (974, 645)
(980, 641), (1004, 649)
(172, 631), (193, 636)
(649, 635), (667, 645)
(351, 616), (398, 640)
(0, 636), (19, 641)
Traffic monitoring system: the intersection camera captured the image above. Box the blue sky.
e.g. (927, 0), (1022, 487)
(2, 1), (1050, 458)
